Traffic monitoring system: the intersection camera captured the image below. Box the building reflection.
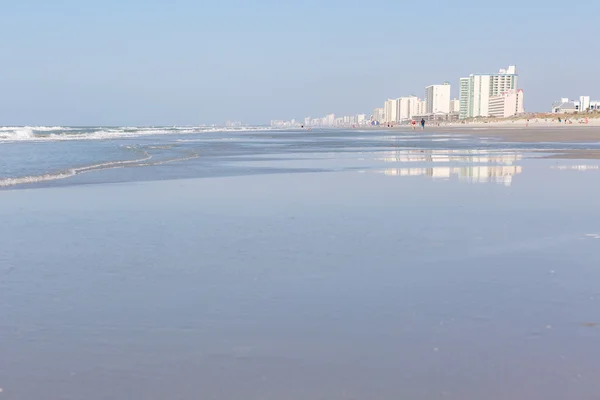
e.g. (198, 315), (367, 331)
(553, 165), (600, 171)
(378, 149), (522, 164)
(381, 165), (523, 186)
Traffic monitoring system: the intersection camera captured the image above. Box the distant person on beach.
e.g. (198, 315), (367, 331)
(421, 119), (426, 130)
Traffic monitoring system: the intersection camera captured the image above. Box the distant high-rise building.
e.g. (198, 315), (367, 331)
(450, 98), (460, 113)
(488, 89), (524, 118)
(416, 99), (427, 116)
(425, 83), (451, 114)
(397, 96), (419, 121)
(373, 108), (385, 123)
(325, 113), (335, 126)
(384, 99), (399, 123)
(459, 65), (519, 119)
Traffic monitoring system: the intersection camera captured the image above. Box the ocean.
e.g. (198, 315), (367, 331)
(2, 126), (600, 399)
(3, 124), (599, 189)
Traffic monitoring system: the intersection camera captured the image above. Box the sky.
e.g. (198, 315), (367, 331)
(1, 0), (599, 125)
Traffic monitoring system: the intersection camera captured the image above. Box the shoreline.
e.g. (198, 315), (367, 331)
(370, 123), (600, 159)
(432, 125), (600, 144)
(378, 124), (600, 144)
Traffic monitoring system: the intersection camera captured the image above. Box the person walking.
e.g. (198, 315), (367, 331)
(420, 118), (426, 130)
(411, 120), (416, 130)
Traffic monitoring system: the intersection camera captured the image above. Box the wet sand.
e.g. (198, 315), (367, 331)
(411, 125), (600, 159)
(430, 125), (600, 145)
(3, 132), (600, 399)
(543, 149), (600, 159)
(3, 151), (600, 399)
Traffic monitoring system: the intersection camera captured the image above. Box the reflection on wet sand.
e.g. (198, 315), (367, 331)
(553, 165), (600, 171)
(381, 165), (523, 186)
(379, 149), (522, 164)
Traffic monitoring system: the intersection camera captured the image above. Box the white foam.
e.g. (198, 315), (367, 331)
(0, 147), (209, 188)
(0, 151), (153, 188)
(137, 153), (200, 166)
(0, 126), (69, 131)
(0, 171), (76, 187)
(0, 126), (271, 143)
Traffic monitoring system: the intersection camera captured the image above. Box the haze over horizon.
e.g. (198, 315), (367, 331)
(2, 0), (599, 126)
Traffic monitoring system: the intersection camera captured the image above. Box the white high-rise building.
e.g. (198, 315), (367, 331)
(384, 98), (399, 123)
(397, 96), (419, 121)
(373, 108), (385, 123)
(397, 97), (408, 121)
(580, 96), (591, 111)
(325, 114), (335, 126)
(425, 83), (451, 114)
(450, 98), (460, 113)
(488, 89), (525, 118)
(417, 99), (427, 116)
(459, 65), (519, 119)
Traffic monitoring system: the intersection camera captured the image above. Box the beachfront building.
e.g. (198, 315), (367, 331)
(551, 96), (600, 113)
(450, 98), (460, 113)
(459, 65), (520, 119)
(459, 77), (471, 119)
(372, 108), (385, 123)
(425, 83), (451, 114)
(397, 96), (420, 121)
(325, 114), (335, 126)
(488, 89), (524, 118)
(410, 112), (459, 124)
(385, 98), (400, 124)
(371, 96), (428, 124)
(578, 96), (600, 111)
(416, 99), (427, 116)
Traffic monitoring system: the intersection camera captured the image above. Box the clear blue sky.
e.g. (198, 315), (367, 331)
(1, 0), (599, 125)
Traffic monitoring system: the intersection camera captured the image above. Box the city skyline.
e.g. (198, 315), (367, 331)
(275, 65), (525, 127)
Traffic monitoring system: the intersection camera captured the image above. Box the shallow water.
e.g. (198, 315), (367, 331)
(1, 126), (600, 189)
(1, 128), (600, 399)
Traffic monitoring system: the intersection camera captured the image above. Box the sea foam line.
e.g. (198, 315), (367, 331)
(0, 150), (203, 188)
(0, 126), (272, 142)
(0, 151), (153, 188)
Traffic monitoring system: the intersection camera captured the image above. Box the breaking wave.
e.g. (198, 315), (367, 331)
(0, 126), (270, 142)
